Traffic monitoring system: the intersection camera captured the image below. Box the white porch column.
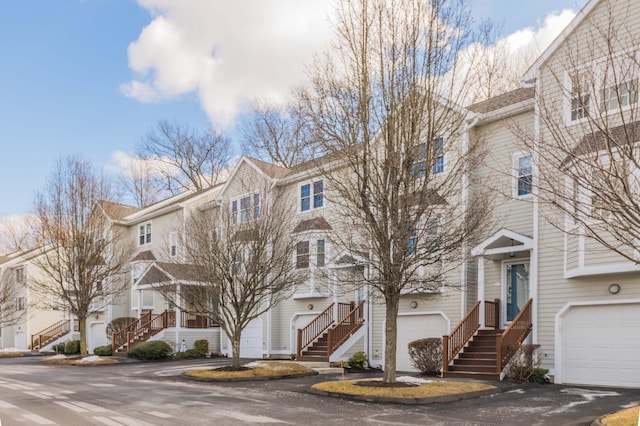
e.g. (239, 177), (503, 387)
(137, 288), (143, 319)
(175, 284), (182, 349)
(478, 256), (485, 328)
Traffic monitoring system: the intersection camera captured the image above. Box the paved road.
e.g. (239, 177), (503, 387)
(0, 356), (639, 425)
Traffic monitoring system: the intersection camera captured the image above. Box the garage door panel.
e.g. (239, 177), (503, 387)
(396, 314), (447, 373)
(562, 303), (640, 387)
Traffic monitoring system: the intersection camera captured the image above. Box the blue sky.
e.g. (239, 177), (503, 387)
(0, 0), (588, 219)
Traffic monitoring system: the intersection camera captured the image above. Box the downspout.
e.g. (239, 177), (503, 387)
(461, 114), (479, 317)
(266, 178), (276, 359)
(175, 283), (181, 349)
(531, 72), (541, 344)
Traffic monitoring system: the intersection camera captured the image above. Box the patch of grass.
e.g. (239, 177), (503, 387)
(312, 379), (495, 399)
(184, 361), (313, 379)
(40, 357), (119, 365)
(0, 352), (25, 357)
(602, 405), (640, 426)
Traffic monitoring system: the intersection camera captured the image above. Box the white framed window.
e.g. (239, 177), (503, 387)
(139, 223), (151, 246)
(232, 193), (260, 224)
(16, 296), (25, 311)
(300, 180), (324, 212)
(296, 241), (310, 269)
(598, 52), (639, 113)
(512, 153), (532, 197)
(170, 232), (178, 258)
(567, 70), (592, 122)
(131, 263), (147, 284)
(433, 137), (444, 174)
(15, 267), (25, 283)
(406, 229), (418, 256)
(601, 80), (638, 112)
(316, 239), (325, 267)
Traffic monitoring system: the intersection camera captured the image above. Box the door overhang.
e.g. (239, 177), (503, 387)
(472, 228), (533, 260)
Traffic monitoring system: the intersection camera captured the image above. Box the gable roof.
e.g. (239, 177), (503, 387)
(468, 87), (535, 114)
(522, 0), (599, 83)
(96, 200), (141, 221)
(135, 261), (204, 287)
(564, 120), (640, 164)
(292, 216), (333, 234)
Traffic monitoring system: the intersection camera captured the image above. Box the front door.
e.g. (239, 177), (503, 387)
(505, 262), (529, 322)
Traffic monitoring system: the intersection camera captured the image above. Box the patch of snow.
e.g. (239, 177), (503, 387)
(78, 356), (103, 363)
(546, 388), (621, 415)
(46, 354), (67, 360)
(621, 402), (640, 409)
(0, 347), (29, 353)
(507, 389), (526, 394)
(396, 376), (433, 384)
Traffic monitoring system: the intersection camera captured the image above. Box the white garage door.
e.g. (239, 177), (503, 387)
(561, 303), (640, 387)
(239, 318), (263, 359)
(89, 322), (107, 354)
(396, 314), (448, 372)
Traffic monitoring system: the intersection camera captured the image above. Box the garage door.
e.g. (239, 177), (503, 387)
(396, 314), (448, 372)
(89, 322), (107, 354)
(561, 303), (640, 387)
(239, 318), (263, 359)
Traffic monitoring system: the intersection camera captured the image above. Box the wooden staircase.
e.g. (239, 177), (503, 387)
(444, 329), (502, 380)
(443, 299), (533, 381)
(31, 320), (79, 351)
(297, 301), (365, 362)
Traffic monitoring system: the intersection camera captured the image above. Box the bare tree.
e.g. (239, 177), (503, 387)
(137, 120), (232, 194)
(30, 155), (133, 355)
(241, 97), (315, 168)
(167, 182), (302, 370)
(519, 1), (640, 263)
(0, 214), (41, 255)
(301, 0), (491, 383)
(0, 266), (25, 328)
(116, 156), (167, 208)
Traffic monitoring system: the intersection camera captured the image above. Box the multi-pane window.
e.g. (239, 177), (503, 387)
(601, 80), (638, 111)
(426, 218), (439, 250)
(139, 223), (151, 245)
(517, 155), (532, 196)
(433, 137), (444, 174)
(15, 267), (24, 283)
(570, 72), (591, 121)
(296, 241), (310, 269)
(316, 239), (325, 267)
(232, 194), (260, 224)
(16, 296), (25, 311)
(301, 180), (324, 211)
(407, 229), (418, 256)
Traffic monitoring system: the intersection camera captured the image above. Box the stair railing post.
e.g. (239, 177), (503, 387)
(495, 333), (503, 374)
(327, 330), (332, 357)
(297, 329), (302, 356)
(442, 335), (449, 373)
(494, 299), (501, 330)
(127, 331), (132, 352)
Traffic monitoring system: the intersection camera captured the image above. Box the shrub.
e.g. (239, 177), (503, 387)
(93, 345), (113, 356)
(55, 343), (66, 353)
(194, 339), (209, 356)
(173, 349), (202, 359)
(127, 340), (172, 361)
(408, 337), (442, 375)
(348, 351), (368, 369)
(503, 344), (549, 383)
(64, 340), (80, 355)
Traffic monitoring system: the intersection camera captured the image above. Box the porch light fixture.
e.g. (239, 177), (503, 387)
(608, 283), (621, 295)
(410, 301), (418, 309)
(307, 303), (314, 310)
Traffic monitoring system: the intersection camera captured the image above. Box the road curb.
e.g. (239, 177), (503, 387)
(181, 370), (319, 382)
(306, 386), (501, 405)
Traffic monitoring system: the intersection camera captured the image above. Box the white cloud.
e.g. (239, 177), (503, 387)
(121, 0), (335, 127)
(121, 3), (577, 126)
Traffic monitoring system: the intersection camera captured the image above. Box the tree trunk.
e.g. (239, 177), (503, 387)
(231, 331), (241, 370)
(382, 291), (400, 383)
(78, 316), (87, 356)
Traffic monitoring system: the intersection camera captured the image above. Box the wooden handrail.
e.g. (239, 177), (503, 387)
(112, 312), (151, 353)
(327, 301), (365, 355)
(442, 300), (481, 373)
(125, 311), (169, 352)
(496, 298), (533, 373)
(297, 303), (335, 356)
(31, 320), (78, 350)
(485, 299), (501, 329)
